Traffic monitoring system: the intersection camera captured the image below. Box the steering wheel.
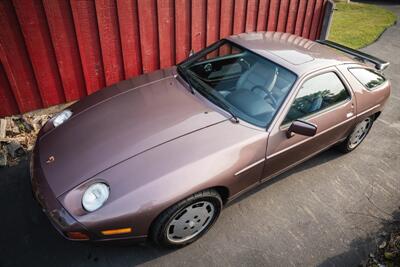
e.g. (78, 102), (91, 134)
(203, 63), (213, 72)
(251, 85), (278, 107)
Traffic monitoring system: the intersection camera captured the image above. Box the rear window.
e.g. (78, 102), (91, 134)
(349, 68), (386, 90)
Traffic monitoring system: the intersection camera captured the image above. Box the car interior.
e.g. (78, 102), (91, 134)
(283, 72), (351, 124)
(186, 45), (297, 127)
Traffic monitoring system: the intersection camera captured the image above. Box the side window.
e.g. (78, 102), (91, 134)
(349, 68), (386, 90)
(284, 72), (350, 124)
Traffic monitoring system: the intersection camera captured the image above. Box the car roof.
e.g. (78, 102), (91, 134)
(226, 32), (358, 76)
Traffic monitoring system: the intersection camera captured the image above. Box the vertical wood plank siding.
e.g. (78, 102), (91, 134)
(0, 0), (331, 116)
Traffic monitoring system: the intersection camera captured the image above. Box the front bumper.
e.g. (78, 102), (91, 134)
(29, 135), (147, 243)
(30, 146), (92, 241)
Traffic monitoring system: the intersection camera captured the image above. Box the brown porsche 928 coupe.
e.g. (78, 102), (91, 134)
(31, 32), (391, 247)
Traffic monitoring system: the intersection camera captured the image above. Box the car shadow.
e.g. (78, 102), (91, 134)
(228, 148), (342, 207)
(0, 148), (342, 267)
(0, 160), (173, 267)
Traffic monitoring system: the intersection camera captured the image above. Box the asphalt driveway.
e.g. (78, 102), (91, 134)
(1, 4), (399, 267)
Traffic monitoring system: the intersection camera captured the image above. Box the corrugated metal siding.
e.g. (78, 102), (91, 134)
(0, 0), (329, 116)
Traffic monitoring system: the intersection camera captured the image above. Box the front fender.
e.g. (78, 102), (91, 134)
(58, 121), (268, 238)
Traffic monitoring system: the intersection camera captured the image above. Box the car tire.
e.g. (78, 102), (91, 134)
(335, 116), (374, 153)
(150, 189), (222, 248)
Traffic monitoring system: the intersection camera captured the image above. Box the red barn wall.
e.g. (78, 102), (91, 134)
(0, 0), (330, 116)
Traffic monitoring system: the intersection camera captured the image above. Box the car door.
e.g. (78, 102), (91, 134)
(261, 67), (356, 181)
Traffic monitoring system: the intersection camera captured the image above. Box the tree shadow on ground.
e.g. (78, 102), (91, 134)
(318, 209), (400, 267)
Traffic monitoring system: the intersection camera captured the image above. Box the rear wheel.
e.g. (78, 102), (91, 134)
(336, 117), (373, 153)
(150, 189), (222, 248)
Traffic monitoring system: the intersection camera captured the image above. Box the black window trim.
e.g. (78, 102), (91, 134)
(280, 69), (353, 128)
(347, 67), (387, 91)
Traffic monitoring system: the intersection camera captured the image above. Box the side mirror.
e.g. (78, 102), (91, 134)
(286, 120), (317, 138)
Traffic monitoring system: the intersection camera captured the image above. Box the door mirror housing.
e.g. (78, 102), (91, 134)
(286, 120), (317, 138)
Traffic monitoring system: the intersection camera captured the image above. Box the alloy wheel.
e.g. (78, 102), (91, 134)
(166, 201), (216, 243)
(349, 118), (372, 149)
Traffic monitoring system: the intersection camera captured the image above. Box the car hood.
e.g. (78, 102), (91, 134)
(38, 69), (227, 197)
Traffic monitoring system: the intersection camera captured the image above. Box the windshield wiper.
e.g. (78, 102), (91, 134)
(177, 65), (195, 94)
(177, 65), (238, 123)
(206, 93), (239, 123)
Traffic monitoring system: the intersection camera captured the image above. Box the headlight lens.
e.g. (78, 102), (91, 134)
(53, 109), (73, 127)
(82, 183), (110, 212)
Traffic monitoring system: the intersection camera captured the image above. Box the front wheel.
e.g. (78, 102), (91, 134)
(335, 116), (374, 153)
(150, 189), (222, 248)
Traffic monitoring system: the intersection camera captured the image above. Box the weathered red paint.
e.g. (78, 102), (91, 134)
(207, 0), (221, 58)
(302, 0), (316, 38)
(276, 0), (289, 32)
(256, 0), (270, 31)
(0, 63), (18, 117)
(96, 0), (124, 85)
(175, 0), (191, 63)
(116, 0), (142, 78)
(0, 0), (332, 116)
(71, 0), (105, 94)
(220, 0), (234, 38)
(219, 0), (235, 55)
(191, 0), (207, 52)
(138, 0), (159, 73)
(43, 0), (86, 102)
(267, 0), (280, 31)
(286, 0), (299, 34)
(245, 0), (258, 32)
(0, 0), (42, 113)
(310, 0), (324, 40)
(294, 0), (307, 36)
(12, 0), (65, 107)
(233, 0), (247, 34)
(158, 0), (175, 68)
(207, 0), (221, 46)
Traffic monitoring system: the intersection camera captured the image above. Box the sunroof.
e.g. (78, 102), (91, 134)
(268, 50), (315, 65)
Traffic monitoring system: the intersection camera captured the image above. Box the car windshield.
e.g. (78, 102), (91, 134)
(178, 40), (297, 128)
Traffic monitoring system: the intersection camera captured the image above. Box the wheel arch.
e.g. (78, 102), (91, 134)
(372, 111), (381, 121)
(147, 186), (229, 238)
(212, 186), (230, 205)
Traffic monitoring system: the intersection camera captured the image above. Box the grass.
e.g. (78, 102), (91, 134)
(329, 2), (397, 49)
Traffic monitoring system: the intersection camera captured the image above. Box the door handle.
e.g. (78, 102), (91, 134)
(346, 112), (354, 118)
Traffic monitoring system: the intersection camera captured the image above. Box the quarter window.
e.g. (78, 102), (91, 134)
(349, 68), (386, 90)
(284, 72), (351, 124)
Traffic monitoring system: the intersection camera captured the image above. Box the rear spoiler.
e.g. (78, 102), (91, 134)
(316, 39), (390, 71)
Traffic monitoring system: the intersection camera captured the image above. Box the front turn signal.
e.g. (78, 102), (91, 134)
(101, 227), (132, 236)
